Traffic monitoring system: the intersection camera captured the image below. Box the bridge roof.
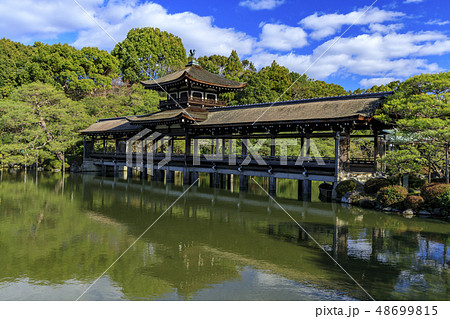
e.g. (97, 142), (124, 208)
(199, 95), (383, 127)
(80, 117), (143, 136)
(80, 92), (392, 135)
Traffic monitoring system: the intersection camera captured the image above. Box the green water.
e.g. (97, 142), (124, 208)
(0, 172), (448, 301)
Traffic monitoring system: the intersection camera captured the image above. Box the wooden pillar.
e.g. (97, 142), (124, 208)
(270, 136), (276, 158)
(335, 131), (350, 178)
(183, 168), (191, 185)
(240, 138), (248, 191)
(268, 176), (276, 196)
(373, 130), (379, 173)
(114, 161), (118, 176)
(191, 170), (199, 185)
(127, 166), (133, 178)
(222, 138), (226, 157)
(210, 172), (220, 188)
(298, 179), (311, 201)
(83, 139), (94, 159)
(103, 139), (106, 153)
(300, 137), (305, 158)
(166, 169), (174, 183)
(239, 174), (248, 192)
(184, 135), (191, 161)
(101, 161), (106, 177)
(241, 138), (248, 157)
(227, 174), (232, 190)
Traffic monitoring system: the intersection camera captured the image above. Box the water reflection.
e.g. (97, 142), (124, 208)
(0, 172), (448, 300)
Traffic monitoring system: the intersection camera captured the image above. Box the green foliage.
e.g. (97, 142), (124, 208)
(438, 187), (450, 211)
(111, 27), (187, 83)
(0, 39), (120, 100)
(0, 83), (92, 167)
(0, 38), (34, 98)
(420, 183), (450, 208)
(375, 72), (449, 180)
(197, 54), (228, 75)
(377, 185), (408, 207)
(82, 84), (161, 118)
(224, 50), (243, 80)
(404, 195), (425, 211)
(289, 76), (348, 100)
(364, 178), (391, 194)
(336, 180), (356, 198)
(379, 146), (427, 176)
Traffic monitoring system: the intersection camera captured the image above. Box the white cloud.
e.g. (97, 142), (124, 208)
(404, 0), (424, 3)
(239, 0), (285, 10)
(258, 23), (307, 51)
(0, 0), (101, 42)
(366, 23), (403, 34)
(359, 77), (399, 88)
(300, 7), (404, 40)
(249, 31), (448, 80)
(426, 19), (450, 26)
(72, 2), (257, 57)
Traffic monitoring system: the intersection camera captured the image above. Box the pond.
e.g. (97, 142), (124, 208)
(0, 171), (448, 300)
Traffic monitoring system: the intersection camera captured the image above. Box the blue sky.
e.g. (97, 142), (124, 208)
(0, 0), (449, 90)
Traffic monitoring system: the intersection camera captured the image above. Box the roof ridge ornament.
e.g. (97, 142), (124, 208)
(187, 49), (199, 66)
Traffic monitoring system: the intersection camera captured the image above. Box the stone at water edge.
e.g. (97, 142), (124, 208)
(418, 210), (431, 216)
(341, 191), (361, 204)
(402, 209), (414, 215)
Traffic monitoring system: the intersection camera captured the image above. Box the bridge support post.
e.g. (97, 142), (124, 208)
(220, 174), (227, 189)
(114, 161), (118, 177)
(101, 161), (106, 177)
(191, 171), (199, 185)
(183, 168), (191, 185)
(298, 179), (311, 201)
(239, 174), (248, 192)
(141, 167), (148, 180)
(166, 169), (174, 183)
(268, 176), (277, 196)
(227, 174), (232, 190)
(127, 166), (133, 178)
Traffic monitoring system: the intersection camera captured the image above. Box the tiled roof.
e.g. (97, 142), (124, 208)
(141, 65), (246, 90)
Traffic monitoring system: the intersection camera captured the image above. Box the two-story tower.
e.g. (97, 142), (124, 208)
(140, 61), (246, 111)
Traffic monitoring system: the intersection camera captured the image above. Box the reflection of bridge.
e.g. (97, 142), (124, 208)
(79, 174), (428, 300)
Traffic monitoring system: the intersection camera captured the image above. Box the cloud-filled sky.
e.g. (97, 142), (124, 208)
(0, 0), (449, 90)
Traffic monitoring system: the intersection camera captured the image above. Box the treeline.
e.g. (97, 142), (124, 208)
(0, 27), (447, 177)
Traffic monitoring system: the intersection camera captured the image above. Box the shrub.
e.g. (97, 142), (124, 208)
(377, 185), (408, 207)
(409, 175), (426, 190)
(439, 187), (450, 211)
(404, 195), (425, 211)
(336, 180), (356, 198)
(364, 178), (391, 194)
(421, 183), (450, 208)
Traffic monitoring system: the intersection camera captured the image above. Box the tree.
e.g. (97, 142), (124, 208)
(111, 27), (187, 83)
(224, 50), (243, 80)
(375, 72), (450, 181)
(0, 83), (92, 168)
(197, 55), (228, 75)
(82, 83), (161, 118)
(0, 38), (34, 98)
(27, 43), (120, 100)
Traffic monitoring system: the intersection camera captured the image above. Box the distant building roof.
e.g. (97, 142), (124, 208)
(140, 64), (246, 91)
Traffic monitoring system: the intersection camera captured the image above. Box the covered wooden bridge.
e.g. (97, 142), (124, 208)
(81, 62), (391, 200)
